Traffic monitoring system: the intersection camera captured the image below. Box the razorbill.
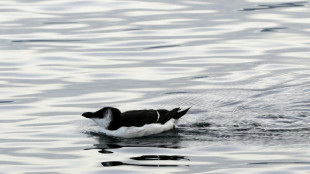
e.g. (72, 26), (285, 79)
(82, 107), (190, 133)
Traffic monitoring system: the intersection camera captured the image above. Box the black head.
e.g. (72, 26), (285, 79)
(82, 112), (94, 118)
(81, 107), (123, 130)
(81, 107), (123, 125)
(82, 107), (112, 119)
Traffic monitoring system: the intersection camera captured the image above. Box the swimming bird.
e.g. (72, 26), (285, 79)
(82, 107), (190, 131)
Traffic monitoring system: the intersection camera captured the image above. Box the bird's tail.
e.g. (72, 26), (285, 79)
(172, 107), (191, 119)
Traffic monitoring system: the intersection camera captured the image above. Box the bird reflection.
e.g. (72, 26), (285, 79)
(84, 131), (190, 167)
(101, 155), (190, 167)
(131, 155), (189, 161)
(84, 130), (182, 154)
(101, 161), (180, 167)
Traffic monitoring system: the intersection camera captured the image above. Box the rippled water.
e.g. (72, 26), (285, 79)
(1, 0), (310, 173)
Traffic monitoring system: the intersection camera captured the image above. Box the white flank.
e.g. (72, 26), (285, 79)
(97, 119), (176, 138)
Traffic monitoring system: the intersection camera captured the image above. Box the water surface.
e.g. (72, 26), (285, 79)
(1, 0), (310, 173)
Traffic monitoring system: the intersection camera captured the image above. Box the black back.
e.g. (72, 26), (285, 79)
(122, 109), (160, 127)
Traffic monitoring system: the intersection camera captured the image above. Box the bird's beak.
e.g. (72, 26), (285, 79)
(82, 112), (93, 118)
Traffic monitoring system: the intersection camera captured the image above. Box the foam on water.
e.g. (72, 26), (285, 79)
(96, 119), (176, 138)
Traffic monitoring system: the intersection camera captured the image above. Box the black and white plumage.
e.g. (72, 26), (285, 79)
(82, 107), (190, 131)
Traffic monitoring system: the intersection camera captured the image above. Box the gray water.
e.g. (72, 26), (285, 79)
(1, 0), (310, 173)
